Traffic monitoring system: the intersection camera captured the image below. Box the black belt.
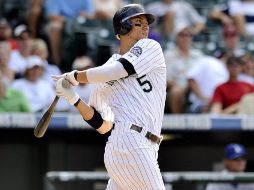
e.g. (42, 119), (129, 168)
(130, 124), (161, 145)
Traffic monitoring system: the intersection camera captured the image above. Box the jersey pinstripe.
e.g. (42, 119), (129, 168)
(89, 39), (166, 136)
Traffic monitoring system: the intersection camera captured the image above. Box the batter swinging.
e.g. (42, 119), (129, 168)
(53, 4), (166, 190)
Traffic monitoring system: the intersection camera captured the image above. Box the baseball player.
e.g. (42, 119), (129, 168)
(206, 143), (254, 190)
(53, 4), (166, 190)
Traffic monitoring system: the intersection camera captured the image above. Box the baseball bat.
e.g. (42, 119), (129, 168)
(34, 96), (59, 138)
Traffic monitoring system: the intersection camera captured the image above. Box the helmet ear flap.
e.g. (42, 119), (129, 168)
(118, 19), (132, 35)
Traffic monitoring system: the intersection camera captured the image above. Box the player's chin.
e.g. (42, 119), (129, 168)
(139, 33), (148, 39)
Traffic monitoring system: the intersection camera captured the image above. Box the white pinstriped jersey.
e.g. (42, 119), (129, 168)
(89, 38), (166, 136)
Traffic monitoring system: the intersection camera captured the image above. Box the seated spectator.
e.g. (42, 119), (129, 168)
(0, 74), (31, 112)
(27, 0), (44, 38)
(238, 92), (254, 114)
(238, 53), (254, 85)
(164, 24), (203, 113)
(187, 55), (228, 113)
(93, 0), (123, 19)
(230, 0), (254, 39)
(209, 0), (240, 26)
(9, 24), (32, 78)
(0, 42), (14, 83)
(0, 18), (17, 50)
(12, 56), (55, 112)
(69, 56), (94, 112)
(206, 143), (254, 190)
(214, 24), (245, 61)
(44, 0), (96, 66)
(210, 56), (254, 114)
(29, 38), (62, 87)
(146, 0), (205, 41)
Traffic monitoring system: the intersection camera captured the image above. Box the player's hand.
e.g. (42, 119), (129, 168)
(52, 70), (79, 86)
(56, 78), (80, 105)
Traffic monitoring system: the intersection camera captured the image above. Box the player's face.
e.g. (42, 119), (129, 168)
(128, 15), (149, 40)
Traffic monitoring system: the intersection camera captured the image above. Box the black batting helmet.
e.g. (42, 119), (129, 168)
(113, 4), (155, 38)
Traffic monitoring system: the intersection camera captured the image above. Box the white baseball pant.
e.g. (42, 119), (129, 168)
(104, 122), (165, 190)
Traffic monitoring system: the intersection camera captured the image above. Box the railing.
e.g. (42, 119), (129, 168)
(44, 171), (254, 190)
(0, 113), (254, 131)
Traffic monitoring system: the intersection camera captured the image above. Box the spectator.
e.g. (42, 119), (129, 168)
(69, 56), (94, 112)
(146, 0), (205, 40)
(29, 38), (62, 87)
(209, 0), (240, 26)
(164, 24), (203, 113)
(214, 24), (245, 62)
(0, 74), (31, 112)
(93, 0), (123, 19)
(230, 0), (254, 39)
(0, 42), (14, 83)
(44, 0), (96, 66)
(12, 56), (55, 112)
(206, 143), (254, 190)
(238, 92), (254, 114)
(187, 55), (228, 113)
(9, 24), (32, 78)
(210, 56), (254, 114)
(28, 39), (70, 112)
(27, 0), (44, 38)
(238, 53), (254, 85)
(0, 18), (17, 50)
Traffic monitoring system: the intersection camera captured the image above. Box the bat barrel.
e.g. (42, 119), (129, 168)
(34, 96), (60, 138)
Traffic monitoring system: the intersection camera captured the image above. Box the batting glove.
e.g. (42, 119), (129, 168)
(56, 78), (80, 105)
(52, 70), (79, 86)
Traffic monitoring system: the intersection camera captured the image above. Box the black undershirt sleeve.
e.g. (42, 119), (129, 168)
(118, 58), (136, 76)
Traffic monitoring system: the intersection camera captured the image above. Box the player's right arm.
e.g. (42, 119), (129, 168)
(52, 60), (130, 85)
(52, 39), (163, 85)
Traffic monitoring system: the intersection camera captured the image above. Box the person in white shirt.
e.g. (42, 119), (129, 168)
(29, 38), (62, 87)
(164, 24), (203, 113)
(187, 55), (228, 113)
(229, 0), (254, 38)
(146, 0), (205, 39)
(9, 25), (32, 77)
(206, 143), (254, 190)
(12, 56), (55, 112)
(0, 42), (14, 84)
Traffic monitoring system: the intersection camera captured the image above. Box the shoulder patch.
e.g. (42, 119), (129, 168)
(130, 46), (142, 57)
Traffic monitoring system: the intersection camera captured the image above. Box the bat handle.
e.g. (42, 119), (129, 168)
(50, 96), (60, 110)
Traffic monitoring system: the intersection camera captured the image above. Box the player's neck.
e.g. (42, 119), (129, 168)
(118, 38), (137, 55)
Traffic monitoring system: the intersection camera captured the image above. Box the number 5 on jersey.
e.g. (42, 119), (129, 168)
(137, 75), (152, 92)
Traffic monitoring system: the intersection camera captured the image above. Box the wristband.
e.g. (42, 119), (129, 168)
(74, 71), (78, 81)
(84, 107), (103, 129)
(74, 98), (81, 107)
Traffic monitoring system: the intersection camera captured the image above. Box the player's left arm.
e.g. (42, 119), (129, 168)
(75, 99), (113, 134)
(55, 78), (113, 134)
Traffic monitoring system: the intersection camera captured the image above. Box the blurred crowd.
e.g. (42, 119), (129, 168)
(0, 0), (254, 114)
